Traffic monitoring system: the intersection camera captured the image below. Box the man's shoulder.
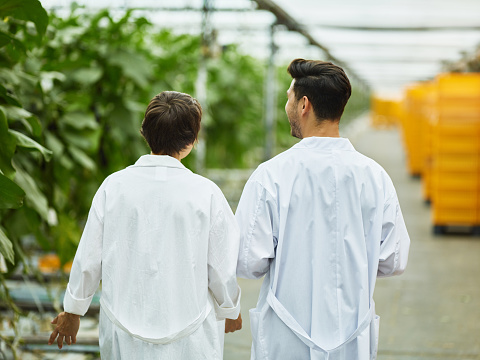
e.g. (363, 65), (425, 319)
(248, 148), (293, 183)
(257, 146), (297, 171)
(351, 150), (386, 171)
(348, 151), (397, 196)
(357, 152), (394, 183)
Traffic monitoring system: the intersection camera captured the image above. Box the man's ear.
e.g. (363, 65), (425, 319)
(301, 96), (311, 115)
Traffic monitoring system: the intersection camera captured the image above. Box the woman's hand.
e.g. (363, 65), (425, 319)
(225, 313), (242, 333)
(48, 312), (81, 349)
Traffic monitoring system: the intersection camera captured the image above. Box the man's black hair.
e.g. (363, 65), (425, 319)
(288, 59), (352, 121)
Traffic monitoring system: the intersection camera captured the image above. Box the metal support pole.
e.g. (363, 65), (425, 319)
(264, 23), (277, 161)
(195, 0), (214, 174)
(195, 60), (207, 174)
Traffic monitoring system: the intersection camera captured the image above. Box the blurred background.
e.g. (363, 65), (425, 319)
(0, 0), (479, 359)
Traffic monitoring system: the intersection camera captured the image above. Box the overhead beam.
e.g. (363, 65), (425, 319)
(251, 0), (369, 89)
(344, 59), (447, 64)
(311, 24), (480, 31)
(46, 5), (257, 12)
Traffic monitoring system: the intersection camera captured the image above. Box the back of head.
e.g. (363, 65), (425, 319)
(141, 91), (202, 156)
(287, 59), (351, 122)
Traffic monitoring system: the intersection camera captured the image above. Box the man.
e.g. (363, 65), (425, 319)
(48, 91), (241, 359)
(235, 59), (410, 360)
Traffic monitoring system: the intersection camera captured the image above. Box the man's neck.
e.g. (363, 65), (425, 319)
(301, 119), (340, 138)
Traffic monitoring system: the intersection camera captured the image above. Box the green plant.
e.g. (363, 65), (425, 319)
(0, 0), (50, 270)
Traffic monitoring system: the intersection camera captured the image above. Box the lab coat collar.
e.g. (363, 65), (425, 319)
(131, 154), (187, 169)
(293, 137), (355, 151)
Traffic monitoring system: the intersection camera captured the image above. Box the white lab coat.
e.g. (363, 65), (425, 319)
(236, 137), (410, 360)
(63, 155), (241, 359)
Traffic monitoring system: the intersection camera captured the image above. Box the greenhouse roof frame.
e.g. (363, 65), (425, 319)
(42, 0), (480, 94)
(46, 0), (369, 88)
(251, 0), (367, 87)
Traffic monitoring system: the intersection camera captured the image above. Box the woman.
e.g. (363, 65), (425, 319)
(48, 91), (242, 359)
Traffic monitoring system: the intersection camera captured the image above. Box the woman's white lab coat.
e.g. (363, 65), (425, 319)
(64, 155), (241, 359)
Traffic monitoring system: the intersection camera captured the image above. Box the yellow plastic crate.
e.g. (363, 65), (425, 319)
(422, 169), (432, 202)
(433, 122), (480, 137)
(433, 206), (478, 225)
(432, 154), (480, 172)
(421, 119), (435, 201)
(433, 189), (479, 208)
(436, 73), (480, 99)
(402, 117), (424, 175)
(432, 137), (480, 155)
(406, 148), (423, 175)
(436, 100), (480, 117)
(478, 194), (480, 223)
(370, 96), (401, 128)
(401, 83), (436, 175)
(432, 172), (479, 192)
(435, 114), (480, 124)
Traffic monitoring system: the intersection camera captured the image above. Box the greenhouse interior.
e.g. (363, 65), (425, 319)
(0, 0), (479, 359)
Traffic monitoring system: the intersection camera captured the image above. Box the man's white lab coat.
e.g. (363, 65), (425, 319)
(64, 155), (241, 359)
(236, 137), (410, 360)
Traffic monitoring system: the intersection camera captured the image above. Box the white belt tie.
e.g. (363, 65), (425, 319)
(100, 297), (212, 345)
(266, 289), (375, 360)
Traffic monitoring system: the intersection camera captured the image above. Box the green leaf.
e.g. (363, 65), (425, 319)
(9, 130), (52, 161)
(0, 108), (16, 176)
(108, 50), (152, 88)
(54, 24), (88, 46)
(0, 32), (10, 48)
(0, 173), (25, 209)
(52, 213), (81, 264)
(0, 30), (26, 52)
(2, 105), (42, 136)
(125, 100), (145, 113)
(45, 132), (64, 156)
(0, 31), (14, 48)
(0, 84), (21, 107)
(71, 68), (103, 85)
(39, 71), (66, 93)
(62, 128), (101, 151)
(59, 154), (74, 170)
(23, 115), (42, 137)
(61, 112), (98, 130)
(0, 228), (14, 265)
(13, 165), (50, 222)
(2, 105), (32, 122)
(68, 146), (96, 172)
(0, 0), (49, 38)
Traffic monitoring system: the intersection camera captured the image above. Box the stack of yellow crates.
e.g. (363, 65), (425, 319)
(401, 86), (423, 175)
(370, 96), (401, 128)
(418, 82), (437, 203)
(401, 82), (434, 177)
(430, 73), (480, 234)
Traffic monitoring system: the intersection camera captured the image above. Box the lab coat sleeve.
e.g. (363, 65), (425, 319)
(208, 193), (241, 320)
(235, 178), (278, 280)
(377, 192), (410, 277)
(63, 186), (105, 316)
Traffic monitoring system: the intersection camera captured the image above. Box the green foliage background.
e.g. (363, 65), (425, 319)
(0, 2), (369, 275)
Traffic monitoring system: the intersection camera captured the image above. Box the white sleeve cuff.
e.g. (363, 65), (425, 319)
(213, 286), (241, 321)
(63, 283), (95, 316)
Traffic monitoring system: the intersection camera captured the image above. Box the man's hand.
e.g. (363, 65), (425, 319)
(48, 312), (80, 349)
(225, 313), (242, 333)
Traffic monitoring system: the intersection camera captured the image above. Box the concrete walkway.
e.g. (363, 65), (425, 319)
(223, 125), (480, 359)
